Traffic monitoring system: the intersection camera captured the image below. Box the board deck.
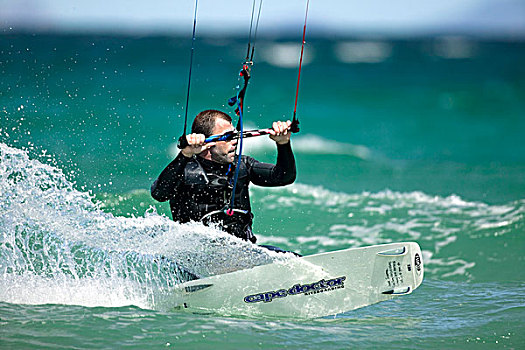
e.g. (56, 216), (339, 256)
(167, 242), (424, 318)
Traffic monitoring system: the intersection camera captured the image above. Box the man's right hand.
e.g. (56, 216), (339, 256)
(181, 133), (216, 158)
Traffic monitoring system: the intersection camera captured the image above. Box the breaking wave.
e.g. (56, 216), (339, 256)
(0, 143), (289, 309)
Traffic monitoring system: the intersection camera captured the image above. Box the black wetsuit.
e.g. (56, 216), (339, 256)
(151, 142), (296, 243)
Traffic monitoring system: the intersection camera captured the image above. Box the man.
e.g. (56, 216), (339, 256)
(151, 109), (296, 245)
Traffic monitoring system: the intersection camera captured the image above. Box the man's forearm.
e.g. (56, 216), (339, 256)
(251, 142), (296, 186)
(275, 142), (296, 184)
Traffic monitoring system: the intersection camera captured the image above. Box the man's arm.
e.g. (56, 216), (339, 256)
(151, 133), (214, 202)
(249, 120), (296, 186)
(249, 141), (296, 187)
(150, 153), (191, 202)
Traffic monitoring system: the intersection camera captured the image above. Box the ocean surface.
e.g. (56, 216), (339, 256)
(1, 33), (524, 348)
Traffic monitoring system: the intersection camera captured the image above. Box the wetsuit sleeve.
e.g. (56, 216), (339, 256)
(150, 153), (191, 202)
(249, 142), (296, 187)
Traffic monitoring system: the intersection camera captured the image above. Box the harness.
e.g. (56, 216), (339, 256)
(182, 156), (255, 242)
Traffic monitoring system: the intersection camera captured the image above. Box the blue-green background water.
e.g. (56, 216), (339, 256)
(1, 33), (524, 348)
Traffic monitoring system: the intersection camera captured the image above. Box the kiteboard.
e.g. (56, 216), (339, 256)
(169, 242), (424, 318)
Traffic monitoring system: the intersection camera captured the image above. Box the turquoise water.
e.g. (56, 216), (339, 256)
(1, 33), (524, 348)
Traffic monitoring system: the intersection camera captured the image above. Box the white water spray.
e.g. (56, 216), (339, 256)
(0, 143), (286, 309)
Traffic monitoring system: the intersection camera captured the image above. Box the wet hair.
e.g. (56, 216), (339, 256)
(191, 109), (232, 136)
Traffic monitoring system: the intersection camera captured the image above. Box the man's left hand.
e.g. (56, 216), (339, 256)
(269, 120), (292, 145)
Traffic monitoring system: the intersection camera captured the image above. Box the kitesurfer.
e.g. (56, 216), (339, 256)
(151, 109), (296, 247)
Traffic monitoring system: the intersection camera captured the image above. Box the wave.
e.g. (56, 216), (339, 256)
(334, 41), (392, 64)
(259, 42), (314, 68)
(251, 184), (524, 282)
(0, 143), (290, 309)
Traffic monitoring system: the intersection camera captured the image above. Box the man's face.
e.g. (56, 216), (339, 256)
(209, 118), (237, 164)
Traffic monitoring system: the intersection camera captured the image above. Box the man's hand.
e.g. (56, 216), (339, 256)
(181, 133), (216, 158)
(269, 120), (292, 145)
